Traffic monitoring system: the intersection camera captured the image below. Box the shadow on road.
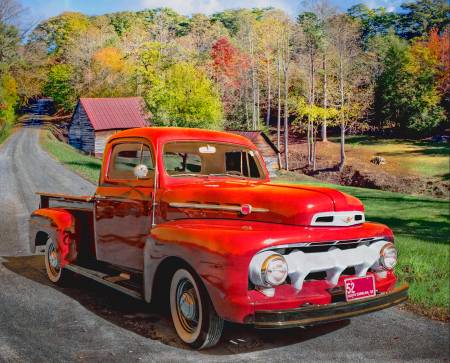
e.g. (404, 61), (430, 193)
(2, 255), (349, 356)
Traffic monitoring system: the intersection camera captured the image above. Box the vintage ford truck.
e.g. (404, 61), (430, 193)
(30, 127), (408, 349)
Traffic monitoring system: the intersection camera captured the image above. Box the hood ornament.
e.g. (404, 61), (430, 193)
(342, 216), (354, 224)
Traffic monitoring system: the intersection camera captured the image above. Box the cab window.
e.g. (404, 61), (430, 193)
(107, 143), (154, 180)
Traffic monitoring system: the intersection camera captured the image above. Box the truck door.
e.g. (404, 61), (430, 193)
(95, 139), (155, 271)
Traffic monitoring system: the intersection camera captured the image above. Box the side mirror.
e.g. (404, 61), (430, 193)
(133, 164), (149, 179)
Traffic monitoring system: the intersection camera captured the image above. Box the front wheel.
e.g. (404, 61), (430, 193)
(170, 268), (224, 349)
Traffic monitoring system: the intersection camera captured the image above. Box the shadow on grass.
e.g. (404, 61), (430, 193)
(367, 215), (449, 245)
(64, 160), (102, 171)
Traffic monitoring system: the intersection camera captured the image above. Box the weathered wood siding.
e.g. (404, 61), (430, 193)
(253, 134), (279, 176)
(94, 130), (120, 157)
(68, 103), (95, 154)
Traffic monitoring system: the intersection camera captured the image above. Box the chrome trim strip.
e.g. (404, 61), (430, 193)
(169, 202), (269, 213)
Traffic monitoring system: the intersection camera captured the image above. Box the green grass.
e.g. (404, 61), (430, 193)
(0, 125), (12, 145)
(331, 135), (450, 180)
(40, 130), (101, 183)
(275, 173), (449, 320)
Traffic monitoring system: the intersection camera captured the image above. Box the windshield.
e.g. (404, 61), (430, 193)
(163, 141), (265, 179)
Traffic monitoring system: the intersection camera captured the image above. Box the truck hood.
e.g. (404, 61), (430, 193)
(160, 181), (364, 226)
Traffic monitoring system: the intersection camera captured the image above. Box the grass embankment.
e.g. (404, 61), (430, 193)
(276, 173), (449, 321)
(40, 130), (101, 183)
(0, 125), (13, 145)
(40, 132), (449, 320)
(332, 136), (450, 180)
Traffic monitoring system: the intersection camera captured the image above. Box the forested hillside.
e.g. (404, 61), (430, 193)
(1, 0), (449, 157)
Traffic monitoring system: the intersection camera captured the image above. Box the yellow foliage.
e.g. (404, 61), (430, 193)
(93, 47), (125, 72)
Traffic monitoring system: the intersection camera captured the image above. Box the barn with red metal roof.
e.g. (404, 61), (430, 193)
(68, 97), (150, 156)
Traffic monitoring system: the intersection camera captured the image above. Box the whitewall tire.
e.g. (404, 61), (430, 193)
(44, 237), (67, 284)
(170, 268), (224, 349)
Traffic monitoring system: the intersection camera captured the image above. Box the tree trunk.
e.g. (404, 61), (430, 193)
(307, 48), (315, 166)
(338, 49), (345, 170)
(277, 46), (281, 151)
(307, 116), (311, 165)
(321, 53), (328, 142)
(249, 33), (257, 130)
(283, 36), (289, 170)
(256, 76), (260, 129)
(266, 57), (271, 127)
(339, 120), (345, 171)
(312, 126), (317, 171)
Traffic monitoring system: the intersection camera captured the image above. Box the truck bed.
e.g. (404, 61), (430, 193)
(37, 192), (94, 210)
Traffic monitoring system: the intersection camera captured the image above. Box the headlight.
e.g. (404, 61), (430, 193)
(249, 251), (288, 288)
(379, 243), (397, 270)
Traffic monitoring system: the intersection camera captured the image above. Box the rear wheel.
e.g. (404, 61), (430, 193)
(170, 268), (224, 349)
(44, 237), (68, 284)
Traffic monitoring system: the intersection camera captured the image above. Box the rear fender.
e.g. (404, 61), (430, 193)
(29, 208), (77, 267)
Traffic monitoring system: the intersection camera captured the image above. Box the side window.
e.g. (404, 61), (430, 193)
(108, 143), (154, 180)
(225, 151), (260, 178)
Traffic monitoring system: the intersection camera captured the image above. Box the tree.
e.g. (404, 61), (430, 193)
(0, 21), (18, 68)
(298, 12), (325, 166)
(144, 62), (223, 129)
(374, 33), (446, 135)
(0, 71), (17, 130)
(43, 64), (76, 111)
(328, 14), (365, 171)
(210, 36), (249, 128)
(294, 98), (339, 170)
(347, 4), (400, 44)
(32, 12), (90, 58)
(399, 0), (449, 39)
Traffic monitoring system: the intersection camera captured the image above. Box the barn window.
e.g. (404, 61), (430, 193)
(108, 143), (154, 180)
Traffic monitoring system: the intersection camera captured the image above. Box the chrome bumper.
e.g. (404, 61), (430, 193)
(252, 283), (409, 329)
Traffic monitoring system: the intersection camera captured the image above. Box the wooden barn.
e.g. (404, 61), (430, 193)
(228, 130), (281, 175)
(68, 97), (150, 156)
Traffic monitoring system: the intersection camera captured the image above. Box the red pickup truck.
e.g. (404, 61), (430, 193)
(29, 127), (408, 349)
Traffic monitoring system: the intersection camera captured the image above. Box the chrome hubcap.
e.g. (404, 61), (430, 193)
(47, 242), (60, 276)
(176, 279), (199, 333)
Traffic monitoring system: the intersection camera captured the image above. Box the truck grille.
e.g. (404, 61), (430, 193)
(265, 237), (383, 255)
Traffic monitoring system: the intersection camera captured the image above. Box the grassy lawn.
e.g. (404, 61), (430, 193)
(40, 130), (101, 184)
(40, 132), (449, 320)
(275, 173), (449, 320)
(331, 135), (450, 180)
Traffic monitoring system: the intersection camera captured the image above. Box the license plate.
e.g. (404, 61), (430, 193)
(344, 276), (376, 301)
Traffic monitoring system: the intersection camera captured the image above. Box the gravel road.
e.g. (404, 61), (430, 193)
(0, 128), (448, 362)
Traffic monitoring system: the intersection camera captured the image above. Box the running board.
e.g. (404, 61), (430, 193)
(65, 264), (143, 300)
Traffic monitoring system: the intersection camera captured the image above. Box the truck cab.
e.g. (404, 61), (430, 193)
(29, 127), (408, 349)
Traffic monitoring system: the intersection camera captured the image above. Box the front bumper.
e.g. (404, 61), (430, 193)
(252, 283), (408, 329)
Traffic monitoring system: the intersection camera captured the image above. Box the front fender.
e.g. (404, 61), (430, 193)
(29, 208), (76, 267)
(144, 218), (395, 323)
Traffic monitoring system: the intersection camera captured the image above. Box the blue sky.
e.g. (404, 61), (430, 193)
(21, 0), (403, 22)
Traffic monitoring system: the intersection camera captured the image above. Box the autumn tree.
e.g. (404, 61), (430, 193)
(328, 14), (366, 171)
(211, 36), (249, 128)
(43, 64), (76, 111)
(374, 32), (446, 135)
(144, 62), (223, 129)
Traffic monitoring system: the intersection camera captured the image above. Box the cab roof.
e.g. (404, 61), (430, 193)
(108, 127), (256, 149)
